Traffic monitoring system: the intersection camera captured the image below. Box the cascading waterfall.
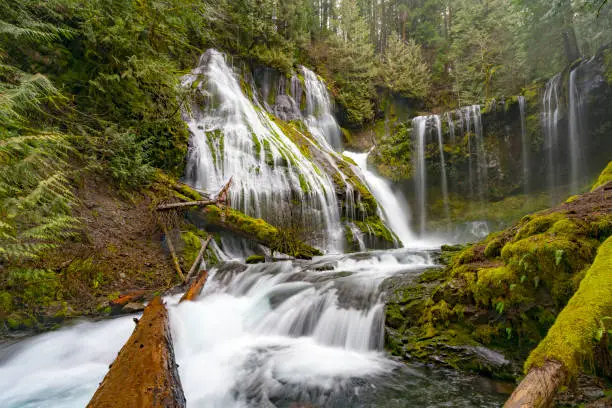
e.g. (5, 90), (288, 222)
(412, 116), (428, 236)
(343, 151), (414, 246)
(411, 115), (452, 236)
(433, 115), (450, 226)
(182, 50), (343, 251)
(542, 73), (562, 202)
(301, 67), (343, 151)
(518, 96), (529, 193)
(568, 67), (584, 194)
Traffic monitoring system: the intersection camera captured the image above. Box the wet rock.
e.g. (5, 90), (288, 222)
(122, 302), (146, 314)
(443, 344), (515, 379)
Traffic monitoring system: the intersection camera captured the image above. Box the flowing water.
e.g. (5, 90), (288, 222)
(412, 116), (428, 236)
(343, 151), (415, 246)
(0, 250), (507, 408)
(301, 67), (343, 151)
(568, 67), (584, 194)
(518, 96), (529, 193)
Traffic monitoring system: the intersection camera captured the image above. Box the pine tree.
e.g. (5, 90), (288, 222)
(379, 33), (431, 99)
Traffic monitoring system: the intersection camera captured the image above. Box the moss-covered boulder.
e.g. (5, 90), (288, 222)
(385, 171), (612, 379)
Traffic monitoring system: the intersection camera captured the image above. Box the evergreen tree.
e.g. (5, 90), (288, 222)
(379, 33), (431, 99)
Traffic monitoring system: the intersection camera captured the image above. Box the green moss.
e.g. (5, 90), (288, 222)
(484, 232), (505, 258)
(355, 216), (396, 246)
(591, 161), (612, 191)
(180, 231), (202, 268)
(298, 173), (311, 194)
(472, 266), (516, 307)
(514, 212), (565, 241)
(204, 205), (321, 258)
(525, 236), (612, 377)
(246, 255), (265, 264)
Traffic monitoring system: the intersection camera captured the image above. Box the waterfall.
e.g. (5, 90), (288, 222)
(412, 116), (428, 236)
(301, 67), (343, 151)
(542, 73), (562, 203)
(182, 50), (343, 251)
(518, 96), (529, 193)
(343, 151), (414, 246)
(434, 115), (450, 226)
(568, 68), (584, 194)
(458, 105), (486, 200)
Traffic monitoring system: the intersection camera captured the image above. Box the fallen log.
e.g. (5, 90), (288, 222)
(87, 297), (186, 408)
(161, 223), (185, 282)
(183, 235), (212, 283)
(179, 270), (209, 303)
(197, 205), (321, 259)
(503, 360), (565, 408)
(504, 236), (612, 408)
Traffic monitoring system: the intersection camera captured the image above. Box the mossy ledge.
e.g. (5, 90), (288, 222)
(197, 205), (322, 259)
(385, 173), (612, 380)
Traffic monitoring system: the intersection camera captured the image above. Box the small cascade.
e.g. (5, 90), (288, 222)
(518, 96), (529, 193)
(542, 73), (562, 202)
(301, 67), (343, 151)
(412, 116), (428, 236)
(446, 111), (456, 144)
(182, 50), (343, 251)
(568, 67), (584, 194)
(433, 115), (450, 226)
(347, 222), (367, 251)
(343, 151), (414, 246)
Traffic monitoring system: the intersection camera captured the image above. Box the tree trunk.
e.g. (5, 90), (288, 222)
(504, 360), (566, 408)
(87, 297), (186, 408)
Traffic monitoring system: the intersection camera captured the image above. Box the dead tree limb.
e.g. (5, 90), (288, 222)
(179, 270), (209, 303)
(156, 199), (218, 211)
(184, 235), (212, 283)
(87, 297), (186, 408)
(156, 178), (233, 212)
(161, 223), (185, 282)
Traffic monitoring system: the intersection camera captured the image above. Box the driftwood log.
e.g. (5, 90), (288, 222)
(503, 360), (566, 408)
(87, 297), (186, 408)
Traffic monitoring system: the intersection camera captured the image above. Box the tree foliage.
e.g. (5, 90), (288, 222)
(379, 33), (431, 99)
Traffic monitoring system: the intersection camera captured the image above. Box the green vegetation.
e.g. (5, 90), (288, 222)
(525, 236), (612, 377)
(591, 161), (612, 191)
(386, 184), (612, 377)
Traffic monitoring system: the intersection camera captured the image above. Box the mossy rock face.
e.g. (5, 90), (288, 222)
(384, 185), (612, 378)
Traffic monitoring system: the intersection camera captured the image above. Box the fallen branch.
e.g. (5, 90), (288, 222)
(87, 297), (186, 408)
(184, 235), (212, 283)
(161, 223), (185, 282)
(156, 199), (217, 211)
(156, 178), (233, 212)
(179, 270), (209, 303)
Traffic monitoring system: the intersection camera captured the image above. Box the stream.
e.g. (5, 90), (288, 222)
(0, 248), (508, 407)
